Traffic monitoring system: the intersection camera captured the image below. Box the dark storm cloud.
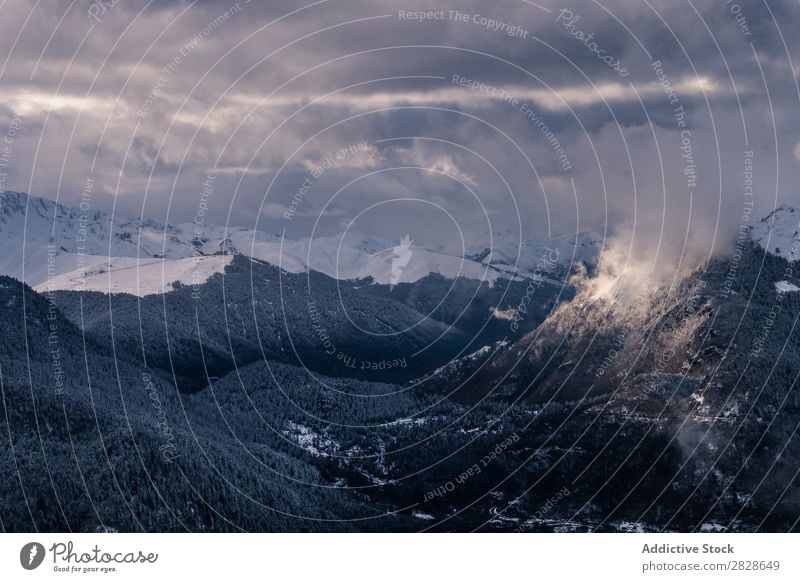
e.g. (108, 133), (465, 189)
(0, 0), (798, 256)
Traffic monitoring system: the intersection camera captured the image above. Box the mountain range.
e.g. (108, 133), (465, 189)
(0, 190), (602, 296)
(1, 190), (799, 532)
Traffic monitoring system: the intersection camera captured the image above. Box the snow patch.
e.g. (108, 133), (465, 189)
(0, 192), (604, 295)
(774, 280), (800, 293)
(33, 255), (232, 297)
(751, 205), (800, 260)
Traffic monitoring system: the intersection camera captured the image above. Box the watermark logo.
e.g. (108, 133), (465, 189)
(20, 542), (46, 570)
(88, 0), (120, 22)
(555, 9), (628, 77)
(390, 235), (413, 290)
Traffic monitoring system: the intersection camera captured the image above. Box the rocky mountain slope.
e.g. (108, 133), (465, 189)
(3, 194), (800, 532)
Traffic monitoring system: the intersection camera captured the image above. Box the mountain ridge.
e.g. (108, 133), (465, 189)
(0, 190), (602, 296)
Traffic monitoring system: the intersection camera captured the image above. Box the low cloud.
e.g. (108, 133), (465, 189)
(0, 0), (796, 260)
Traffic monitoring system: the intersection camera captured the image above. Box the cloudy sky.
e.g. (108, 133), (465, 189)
(0, 0), (798, 260)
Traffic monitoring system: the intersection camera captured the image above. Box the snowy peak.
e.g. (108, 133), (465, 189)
(0, 190), (234, 295)
(468, 231), (604, 277)
(0, 190), (190, 260)
(750, 205), (800, 260)
(0, 191), (604, 296)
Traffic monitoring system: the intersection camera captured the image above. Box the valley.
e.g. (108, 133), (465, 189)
(1, 191), (799, 532)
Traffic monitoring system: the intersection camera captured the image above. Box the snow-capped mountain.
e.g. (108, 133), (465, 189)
(0, 191), (603, 296)
(750, 204), (800, 261)
(468, 231), (604, 276)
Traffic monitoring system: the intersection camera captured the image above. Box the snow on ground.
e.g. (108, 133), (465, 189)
(1, 191), (603, 295)
(699, 523), (727, 533)
(259, 232), (520, 285)
(412, 511), (435, 520)
(774, 280), (800, 293)
(33, 255), (232, 297)
(751, 205), (800, 260)
(283, 421), (342, 457)
(476, 230), (603, 274)
(382, 415), (444, 428)
(615, 521), (647, 533)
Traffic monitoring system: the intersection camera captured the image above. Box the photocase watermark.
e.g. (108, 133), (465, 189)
(142, 373), (180, 464)
(452, 74), (573, 172)
(48, 541), (158, 574)
(284, 141), (370, 221)
(422, 433), (520, 502)
(137, 1), (251, 119)
(390, 235), (413, 290)
(556, 9), (628, 77)
(87, 0), (120, 22)
(21, 540), (158, 573)
(515, 486), (571, 532)
(20, 542), (46, 570)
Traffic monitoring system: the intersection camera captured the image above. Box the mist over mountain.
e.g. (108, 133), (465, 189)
(2, 187), (800, 531)
(2, 0), (800, 540)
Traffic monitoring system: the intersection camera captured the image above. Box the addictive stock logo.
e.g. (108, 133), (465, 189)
(20, 542), (46, 570)
(389, 235), (413, 290)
